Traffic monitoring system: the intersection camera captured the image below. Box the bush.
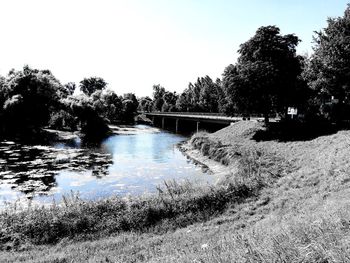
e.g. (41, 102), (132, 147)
(48, 110), (78, 131)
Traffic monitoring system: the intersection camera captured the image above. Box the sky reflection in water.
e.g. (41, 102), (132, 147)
(0, 125), (212, 205)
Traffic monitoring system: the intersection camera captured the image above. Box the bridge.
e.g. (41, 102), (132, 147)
(144, 112), (271, 133)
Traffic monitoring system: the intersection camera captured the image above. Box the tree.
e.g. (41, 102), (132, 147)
(305, 4), (350, 121)
(80, 77), (107, 96)
(197, 76), (222, 112)
(176, 76), (225, 113)
(3, 65), (62, 132)
(63, 94), (110, 141)
(121, 99), (136, 123)
(0, 75), (6, 114)
(64, 82), (76, 96)
(176, 91), (191, 112)
(162, 91), (178, 112)
(152, 84), (165, 111)
(102, 90), (123, 122)
(224, 26), (304, 123)
(138, 96), (153, 112)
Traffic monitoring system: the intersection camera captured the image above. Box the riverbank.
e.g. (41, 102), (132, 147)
(179, 141), (232, 181)
(2, 121), (350, 262)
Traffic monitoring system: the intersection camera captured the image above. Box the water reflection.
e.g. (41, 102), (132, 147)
(0, 125), (211, 204)
(0, 141), (112, 200)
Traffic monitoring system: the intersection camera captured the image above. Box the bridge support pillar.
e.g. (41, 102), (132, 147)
(175, 119), (179, 133)
(196, 121), (200, 133)
(162, 117), (165, 129)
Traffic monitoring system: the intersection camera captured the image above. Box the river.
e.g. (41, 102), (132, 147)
(0, 125), (213, 206)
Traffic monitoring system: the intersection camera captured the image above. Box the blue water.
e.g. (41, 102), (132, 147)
(51, 127), (211, 200)
(0, 125), (212, 204)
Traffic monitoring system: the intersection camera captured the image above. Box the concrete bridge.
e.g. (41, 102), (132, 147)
(144, 112), (269, 133)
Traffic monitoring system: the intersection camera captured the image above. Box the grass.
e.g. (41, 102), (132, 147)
(2, 121), (350, 262)
(2, 195), (350, 263)
(0, 148), (277, 251)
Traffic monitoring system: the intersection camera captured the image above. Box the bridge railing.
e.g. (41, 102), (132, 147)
(141, 111), (277, 118)
(143, 112), (224, 116)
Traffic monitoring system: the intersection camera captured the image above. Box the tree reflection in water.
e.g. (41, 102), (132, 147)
(0, 141), (112, 199)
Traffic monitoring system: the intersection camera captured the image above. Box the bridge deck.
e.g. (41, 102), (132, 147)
(145, 112), (274, 124)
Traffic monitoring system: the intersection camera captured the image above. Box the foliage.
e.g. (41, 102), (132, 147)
(102, 89), (123, 122)
(305, 4), (350, 121)
(138, 96), (153, 112)
(79, 77), (107, 96)
(162, 91), (178, 112)
(48, 109), (78, 131)
(223, 26), (305, 122)
(0, 66), (140, 139)
(121, 99), (136, 123)
(63, 82), (76, 96)
(176, 76), (225, 113)
(1, 66), (64, 133)
(152, 84), (166, 111)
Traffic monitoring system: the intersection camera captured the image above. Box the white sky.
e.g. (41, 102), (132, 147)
(0, 0), (348, 97)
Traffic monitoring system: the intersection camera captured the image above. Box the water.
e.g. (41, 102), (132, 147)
(0, 125), (212, 205)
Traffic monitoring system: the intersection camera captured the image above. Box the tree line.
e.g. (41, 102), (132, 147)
(0, 67), (138, 140)
(139, 4), (350, 124)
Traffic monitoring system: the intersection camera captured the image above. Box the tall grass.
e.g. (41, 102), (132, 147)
(190, 133), (291, 188)
(3, 196), (350, 262)
(0, 133), (290, 251)
(0, 131), (294, 256)
(0, 170), (269, 250)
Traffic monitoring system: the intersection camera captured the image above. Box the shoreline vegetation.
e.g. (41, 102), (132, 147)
(2, 121), (350, 262)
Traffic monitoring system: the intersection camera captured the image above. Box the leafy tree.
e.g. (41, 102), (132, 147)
(198, 76), (222, 112)
(63, 94), (110, 140)
(64, 82), (76, 96)
(102, 90), (123, 122)
(121, 99), (136, 123)
(80, 77), (107, 96)
(176, 83), (201, 112)
(305, 4), (350, 121)
(162, 91), (178, 112)
(176, 76), (225, 113)
(123, 93), (138, 108)
(3, 65), (62, 132)
(152, 84), (165, 111)
(48, 109), (78, 131)
(224, 26), (304, 122)
(138, 96), (153, 112)
(0, 76), (6, 114)
(176, 91), (191, 112)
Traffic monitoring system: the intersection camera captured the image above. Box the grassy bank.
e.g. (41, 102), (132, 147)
(2, 121), (350, 262)
(0, 145), (279, 250)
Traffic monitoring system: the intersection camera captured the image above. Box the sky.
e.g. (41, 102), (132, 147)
(0, 0), (349, 97)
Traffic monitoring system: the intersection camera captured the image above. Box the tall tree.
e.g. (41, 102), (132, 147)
(197, 76), (222, 112)
(306, 4), (350, 121)
(138, 96), (153, 112)
(224, 26), (304, 122)
(80, 77), (107, 96)
(3, 66), (62, 131)
(162, 91), (178, 112)
(152, 84), (165, 111)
